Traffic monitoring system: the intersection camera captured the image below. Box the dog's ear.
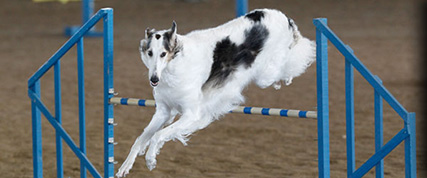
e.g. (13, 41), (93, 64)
(140, 39), (148, 52)
(166, 21), (177, 44)
(163, 21), (180, 52)
(170, 21), (177, 36)
(145, 27), (155, 39)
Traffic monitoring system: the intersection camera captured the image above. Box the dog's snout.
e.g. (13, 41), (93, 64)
(150, 75), (159, 87)
(150, 75), (159, 83)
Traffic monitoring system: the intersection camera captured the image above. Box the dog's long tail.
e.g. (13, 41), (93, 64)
(281, 18), (316, 85)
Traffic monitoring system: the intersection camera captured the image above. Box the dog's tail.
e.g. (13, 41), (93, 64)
(281, 18), (316, 86)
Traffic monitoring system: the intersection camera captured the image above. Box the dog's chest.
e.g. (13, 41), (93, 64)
(154, 82), (201, 111)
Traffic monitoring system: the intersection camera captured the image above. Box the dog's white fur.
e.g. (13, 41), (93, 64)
(117, 9), (315, 177)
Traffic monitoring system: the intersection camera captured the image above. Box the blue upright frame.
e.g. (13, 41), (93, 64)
(313, 18), (417, 178)
(103, 8), (115, 178)
(28, 8), (114, 178)
(316, 18), (330, 178)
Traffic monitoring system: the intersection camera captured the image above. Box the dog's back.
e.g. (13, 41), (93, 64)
(186, 9), (315, 118)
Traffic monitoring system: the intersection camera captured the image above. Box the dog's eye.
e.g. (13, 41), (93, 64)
(160, 52), (166, 58)
(147, 50), (153, 57)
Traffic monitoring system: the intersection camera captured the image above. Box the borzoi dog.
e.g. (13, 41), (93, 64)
(117, 9), (315, 177)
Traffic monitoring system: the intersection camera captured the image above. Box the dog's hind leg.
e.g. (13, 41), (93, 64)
(116, 103), (172, 178)
(145, 110), (212, 170)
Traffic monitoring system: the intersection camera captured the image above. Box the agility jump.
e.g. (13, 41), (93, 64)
(110, 97), (317, 119)
(28, 7), (417, 178)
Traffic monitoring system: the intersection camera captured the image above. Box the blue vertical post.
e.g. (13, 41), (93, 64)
(315, 18), (330, 178)
(345, 46), (355, 177)
(54, 61), (64, 178)
(103, 8), (115, 178)
(65, 0), (101, 37)
(374, 76), (384, 178)
(77, 38), (87, 178)
(31, 80), (42, 178)
(405, 112), (416, 178)
(82, 0), (94, 24)
(235, 0), (248, 17)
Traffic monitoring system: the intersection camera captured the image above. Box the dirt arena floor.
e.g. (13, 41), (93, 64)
(1, 0), (425, 177)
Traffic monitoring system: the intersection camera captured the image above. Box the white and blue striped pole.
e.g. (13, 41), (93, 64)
(110, 97), (317, 119)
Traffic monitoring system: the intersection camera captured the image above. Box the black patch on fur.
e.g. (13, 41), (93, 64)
(162, 31), (182, 59)
(163, 32), (172, 51)
(245, 10), (264, 22)
(238, 24), (269, 66)
(146, 28), (154, 39)
(203, 24), (269, 88)
(288, 18), (295, 31)
(204, 37), (237, 88)
(155, 34), (161, 39)
(163, 22), (176, 52)
(140, 36), (153, 52)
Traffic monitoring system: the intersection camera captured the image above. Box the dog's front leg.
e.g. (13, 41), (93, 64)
(116, 103), (171, 177)
(145, 109), (212, 170)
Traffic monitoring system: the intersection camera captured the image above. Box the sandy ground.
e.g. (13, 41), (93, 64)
(0, 0), (425, 177)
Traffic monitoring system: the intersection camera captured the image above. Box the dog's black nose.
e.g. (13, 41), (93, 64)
(150, 75), (159, 83)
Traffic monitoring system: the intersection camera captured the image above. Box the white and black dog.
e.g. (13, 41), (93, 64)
(117, 9), (315, 177)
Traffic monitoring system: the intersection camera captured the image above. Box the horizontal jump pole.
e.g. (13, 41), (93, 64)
(110, 97), (317, 119)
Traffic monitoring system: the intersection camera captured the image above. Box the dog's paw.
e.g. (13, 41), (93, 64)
(273, 81), (281, 90)
(116, 160), (134, 177)
(146, 157), (157, 171)
(116, 168), (129, 178)
(145, 143), (158, 171)
(285, 77), (293, 86)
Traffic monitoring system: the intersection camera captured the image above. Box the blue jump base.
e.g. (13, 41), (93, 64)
(28, 5), (416, 178)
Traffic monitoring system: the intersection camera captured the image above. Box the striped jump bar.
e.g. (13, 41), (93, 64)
(110, 97), (317, 119)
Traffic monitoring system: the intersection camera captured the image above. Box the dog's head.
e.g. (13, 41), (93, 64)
(139, 21), (181, 87)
